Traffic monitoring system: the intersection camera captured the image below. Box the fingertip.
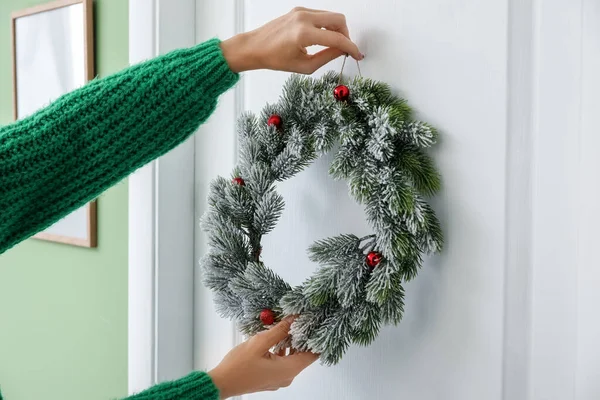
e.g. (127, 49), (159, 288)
(352, 50), (364, 61)
(276, 315), (295, 331)
(348, 46), (363, 61)
(256, 316), (295, 349)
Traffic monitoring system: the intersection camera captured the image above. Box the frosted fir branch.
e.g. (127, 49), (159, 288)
(244, 162), (275, 199)
(201, 213), (250, 260)
(289, 311), (327, 352)
(271, 145), (312, 181)
(366, 106), (396, 162)
(329, 142), (358, 180)
(239, 140), (267, 176)
(313, 120), (337, 154)
(348, 161), (379, 203)
(337, 119), (366, 145)
(308, 234), (361, 264)
(401, 121), (438, 148)
(201, 253), (247, 279)
(202, 272), (230, 292)
(286, 125), (310, 154)
(200, 209), (239, 236)
(350, 299), (382, 346)
(224, 184), (254, 224)
(385, 178), (417, 218)
(254, 105), (287, 160)
(239, 290), (280, 313)
(303, 264), (341, 307)
(237, 111), (259, 139)
(207, 177), (229, 207)
(349, 78), (394, 111)
(253, 190), (285, 235)
(365, 261), (401, 305)
(280, 287), (311, 315)
(206, 179), (243, 224)
(243, 262), (291, 299)
(306, 310), (352, 365)
(336, 254), (370, 307)
(399, 252), (424, 282)
(402, 195), (427, 235)
(268, 124), (317, 180)
(213, 289), (244, 319)
(417, 202), (444, 254)
(380, 284), (405, 325)
(394, 145), (441, 196)
(297, 86), (333, 126)
(319, 70), (341, 87)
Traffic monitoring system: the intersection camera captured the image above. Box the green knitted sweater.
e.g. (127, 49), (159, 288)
(0, 38), (239, 399)
(0, 37), (238, 255)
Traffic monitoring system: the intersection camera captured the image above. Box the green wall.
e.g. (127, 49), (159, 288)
(0, 1), (129, 399)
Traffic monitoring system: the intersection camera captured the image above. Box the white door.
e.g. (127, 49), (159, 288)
(193, 1), (600, 399)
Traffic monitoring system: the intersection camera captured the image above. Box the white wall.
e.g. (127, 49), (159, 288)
(192, 1), (600, 399)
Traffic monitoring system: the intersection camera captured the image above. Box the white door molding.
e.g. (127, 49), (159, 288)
(501, 0), (536, 397)
(128, 0), (196, 394)
(192, 0), (246, 374)
(529, 1), (584, 398)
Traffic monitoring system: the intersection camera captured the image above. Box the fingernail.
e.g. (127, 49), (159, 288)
(283, 315), (296, 323)
(360, 53), (366, 60)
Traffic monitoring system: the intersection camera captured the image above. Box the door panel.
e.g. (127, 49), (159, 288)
(192, 1), (600, 399)
(244, 2), (506, 400)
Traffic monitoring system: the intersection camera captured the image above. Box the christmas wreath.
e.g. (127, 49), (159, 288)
(201, 70), (443, 365)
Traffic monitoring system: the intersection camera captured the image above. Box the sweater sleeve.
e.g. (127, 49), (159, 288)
(122, 371), (220, 400)
(0, 38), (239, 254)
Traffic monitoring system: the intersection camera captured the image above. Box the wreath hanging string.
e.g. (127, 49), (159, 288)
(201, 67), (443, 365)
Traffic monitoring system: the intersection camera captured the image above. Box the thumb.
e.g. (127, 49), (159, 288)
(303, 48), (344, 74)
(282, 351), (320, 374)
(254, 316), (295, 351)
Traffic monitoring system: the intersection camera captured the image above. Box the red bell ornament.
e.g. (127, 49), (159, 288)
(232, 177), (245, 186)
(333, 85), (350, 101)
(366, 251), (383, 268)
(267, 114), (283, 130)
(260, 309), (275, 325)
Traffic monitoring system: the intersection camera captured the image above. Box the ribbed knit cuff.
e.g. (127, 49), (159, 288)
(124, 371), (219, 400)
(174, 38), (240, 99)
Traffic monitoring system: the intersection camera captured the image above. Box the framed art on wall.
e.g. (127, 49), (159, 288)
(11, 0), (97, 248)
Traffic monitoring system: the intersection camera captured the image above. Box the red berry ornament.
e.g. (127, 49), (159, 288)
(232, 177), (245, 186)
(333, 85), (350, 101)
(366, 251), (383, 268)
(267, 114), (283, 130)
(260, 309), (275, 325)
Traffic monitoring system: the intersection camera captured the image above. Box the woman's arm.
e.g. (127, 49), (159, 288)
(0, 7), (361, 254)
(0, 38), (237, 253)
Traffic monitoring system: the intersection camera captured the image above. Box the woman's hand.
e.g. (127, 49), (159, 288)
(208, 317), (318, 399)
(220, 7), (363, 74)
